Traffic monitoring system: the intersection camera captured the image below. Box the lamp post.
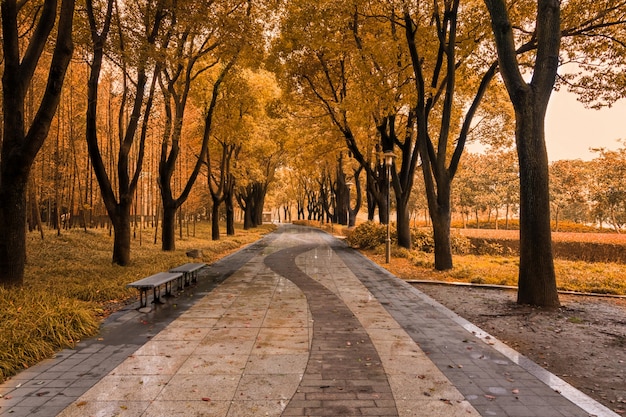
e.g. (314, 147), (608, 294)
(346, 181), (353, 227)
(384, 151), (395, 263)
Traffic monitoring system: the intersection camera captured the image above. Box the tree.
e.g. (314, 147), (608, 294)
(157, 0), (254, 250)
(205, 68), (262, 239)
(484, 0), (561, 307)
(85, 0), (164, 265)
(1, 0), (76, 286)
(398, 0), (515, 268)
(480, 150), (519, 229)
(235, 117), (287, 229)
(271, 1), (390, 226)
(216, 68), (291, 229)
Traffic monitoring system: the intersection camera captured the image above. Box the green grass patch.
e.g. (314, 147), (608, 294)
(1, 222), (274, 382)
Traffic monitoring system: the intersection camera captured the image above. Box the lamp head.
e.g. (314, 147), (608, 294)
(383, 151), (396, 166)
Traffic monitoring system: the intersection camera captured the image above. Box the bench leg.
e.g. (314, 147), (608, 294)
(152, 286), (164, 304)
(139, 289), (148, 308)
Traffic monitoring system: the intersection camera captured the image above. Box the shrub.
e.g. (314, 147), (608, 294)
(408, 251), (434, 268)
(451, 232), (472, 255)
(411, 228), (434, 252)
(472, 239), (505, 255)
(346, 221), (393, 249)
(409, 228), (471, 255)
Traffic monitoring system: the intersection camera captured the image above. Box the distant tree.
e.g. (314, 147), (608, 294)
(482, 151), (519, 229)
(1, 0), (76, 286)
(589, 147), (626, 233)
(453, 153), (482, 228)
(228, 70), (292, 229)
(549, 159), (591, 231)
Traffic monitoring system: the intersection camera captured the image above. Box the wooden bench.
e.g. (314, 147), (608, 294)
(169, 262), (207, 288)
(127, 271), (184, 308)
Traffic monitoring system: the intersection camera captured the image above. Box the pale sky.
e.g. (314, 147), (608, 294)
(545, 90), (625, 161)
(467, 89), (625, 162)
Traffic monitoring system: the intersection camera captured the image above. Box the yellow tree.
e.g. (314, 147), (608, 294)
(157, 0), (256, 250)
(271, 0), (392, 226)
(85, 0), (164, 265)
(231, 69), (292, 229)
(205, 69), (252, 239)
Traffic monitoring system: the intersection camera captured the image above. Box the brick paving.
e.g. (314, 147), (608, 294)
(266, 244), (398, 416)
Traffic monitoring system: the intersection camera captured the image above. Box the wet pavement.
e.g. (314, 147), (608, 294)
(0, 225), (618, 416)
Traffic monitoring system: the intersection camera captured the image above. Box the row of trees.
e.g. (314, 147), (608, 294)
(1, 0), (625, 307)
(451, 147), (626, 233)
(1, 0), (291, 286)
(269, 145), (626, 236)
(268, 0), (626, 307)
(551, 147), (626, 232)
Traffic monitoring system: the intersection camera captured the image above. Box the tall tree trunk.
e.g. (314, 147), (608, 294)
(111, 204), (131, 265)
(432, 206), (452, 270)
(253, 184), (267, 227)
(28, 177), (45, 238)
(430, 183), (453, 270)
(485, 0), (560, 307)
(211, 198), (221, 240)
(396, 196), (412, 249)
(161, 203), (177, 250)
(374, 174), (389, 224)
(225, 184), (235, 235)
(226, 203), (235, 235)
(0, 0), (76, 286)
(0, 182), (28, 286)
(516, 102), (559, 306)
(243, 198), (253, 230)
(348, 167), (363, 227)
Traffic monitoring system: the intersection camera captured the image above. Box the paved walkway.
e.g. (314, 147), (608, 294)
(0, 225), (618, 416)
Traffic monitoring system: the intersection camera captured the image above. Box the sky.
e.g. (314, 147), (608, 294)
(466, 89), (626, 162)
(544, 90), (626, 161)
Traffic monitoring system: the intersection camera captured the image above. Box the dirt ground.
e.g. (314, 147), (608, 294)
(412, 283), (626, 415)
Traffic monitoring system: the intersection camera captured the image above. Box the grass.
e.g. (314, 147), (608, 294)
(0, 222), (275, 382)
(364, 248), (626, 296)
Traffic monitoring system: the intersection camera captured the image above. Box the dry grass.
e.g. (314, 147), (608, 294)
(363, 247), (626, 296)
(317, 222), (626, 296)
(0, 222), (275, 382)
(458, 228), (626, 244)
(457, 228), (626, 264)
